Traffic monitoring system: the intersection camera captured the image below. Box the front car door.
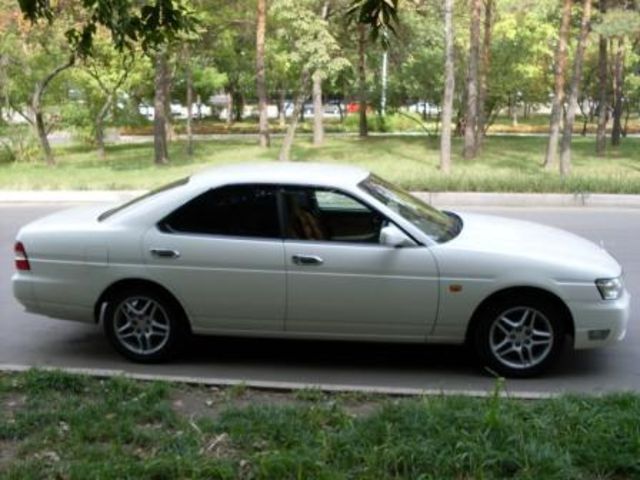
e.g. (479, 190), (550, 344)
(143, 184), (286, 333)
(282, 186), (440, 340)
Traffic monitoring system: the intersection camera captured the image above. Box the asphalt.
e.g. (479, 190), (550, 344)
(1, 203), (638, 396)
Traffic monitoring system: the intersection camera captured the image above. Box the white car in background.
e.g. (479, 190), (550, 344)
(12, 164), (630, 377)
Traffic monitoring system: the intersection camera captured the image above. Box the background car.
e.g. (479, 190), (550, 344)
(12, 164), (630, 377)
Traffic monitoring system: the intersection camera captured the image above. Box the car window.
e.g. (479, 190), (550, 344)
(283, 187), (384, 243)
(359, 175), (461, 243)
(98, 177), (189, 221)
(315, 190), (369, 212)
(161, 184), (280, 238)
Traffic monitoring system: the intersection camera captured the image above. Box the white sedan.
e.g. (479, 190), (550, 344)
(12, 163), (630, 377)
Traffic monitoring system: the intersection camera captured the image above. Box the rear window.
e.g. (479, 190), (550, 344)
(98, 177), (189, 221)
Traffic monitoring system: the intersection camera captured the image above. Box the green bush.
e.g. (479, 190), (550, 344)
(0, 127), (41, 163)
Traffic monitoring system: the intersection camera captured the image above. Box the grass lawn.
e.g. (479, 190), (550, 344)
(1, 135), (639, 193)
(2, 370), (640, 479)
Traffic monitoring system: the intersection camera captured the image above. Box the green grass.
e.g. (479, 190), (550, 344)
(1, 135), (639, 193)
(2, 370), (640, 479)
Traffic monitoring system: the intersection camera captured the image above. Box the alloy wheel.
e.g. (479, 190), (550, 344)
(114, 296), (171, 356)
(488, 306), (554, 371)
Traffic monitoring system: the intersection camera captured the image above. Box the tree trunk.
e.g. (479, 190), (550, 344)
(357, 23), (368, 138)
(232, 91), (244, 122)
(153, 50), (169, 165)
(186, 59), (194, 156)
(312, 1), (330, 146)
(226, 92), (233, 125)
(476, 0), (492, 152)
(463, 0), (482, 160)
(256, 0), (270, 147)
(279, 71), (310, 162)
(33, 109), (54, 166)
(595, 1), (608, 155)
(559, 0), (591, 177)
(595, 40), (608, 153)
(30, 55), (75, 166)
(278, 88), (286, 126)
(95, 96), (113, 160)
(622, 100), (630, 137)
(543, 0), (572, 169)
(312, 73), (324, 146)
(611, 37), (624, 147)
(440, 0), (455, 174)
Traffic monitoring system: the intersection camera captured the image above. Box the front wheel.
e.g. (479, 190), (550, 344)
(473, 295), (566, 378)
(103, 288), (188, 363)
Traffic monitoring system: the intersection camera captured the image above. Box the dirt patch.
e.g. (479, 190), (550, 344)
(170, 385), (299, 419)
(341, 400), (382, 418)
(2, 393), (27, 416)
(170, 385), (384, 420)
(0, 440), (19, 472)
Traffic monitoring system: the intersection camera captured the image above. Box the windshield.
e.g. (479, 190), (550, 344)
(359, 175), (461, 243)
(98, 177), (189, 221)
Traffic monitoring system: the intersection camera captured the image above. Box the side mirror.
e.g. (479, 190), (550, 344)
(380, 223), (415, 248)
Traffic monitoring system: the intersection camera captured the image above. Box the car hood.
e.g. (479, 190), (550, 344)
(445, 211), (621, 278)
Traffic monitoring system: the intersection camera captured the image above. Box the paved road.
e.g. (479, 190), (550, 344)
(1, 204), (638, 395)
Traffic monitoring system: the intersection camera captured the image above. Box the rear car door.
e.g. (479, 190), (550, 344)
(143, 184), (286, 333)
(282, 186), (440, 339)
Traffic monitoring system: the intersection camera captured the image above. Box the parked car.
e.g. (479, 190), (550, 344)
(138, 103), (154, 121)
(407, 101), (439, 116)
(12, 164), (629, 376)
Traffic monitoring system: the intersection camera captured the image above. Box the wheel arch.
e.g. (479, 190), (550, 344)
(94, 278), (191, 332)
(465, 286), (575, 345)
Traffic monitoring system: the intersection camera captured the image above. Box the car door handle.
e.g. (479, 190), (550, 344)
(150, 248), (180, 259)
(292, 254), (323, 266)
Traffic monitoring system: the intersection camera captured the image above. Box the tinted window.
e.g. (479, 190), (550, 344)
(161, 185), (280, 238)
(284, 188), (384, 243)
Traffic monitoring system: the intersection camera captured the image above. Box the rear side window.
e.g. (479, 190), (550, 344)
(160, 185), (280, 238)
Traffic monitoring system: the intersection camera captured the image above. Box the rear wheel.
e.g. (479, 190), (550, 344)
(473, 294), (566, 377)
(103, 287), (188, 363)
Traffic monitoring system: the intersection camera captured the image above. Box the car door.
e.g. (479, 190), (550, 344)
(143, 184), (286, 333)
(282, 186), (440, 339)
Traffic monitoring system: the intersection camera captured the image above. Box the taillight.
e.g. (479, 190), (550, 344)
(14, 242), (30, 271)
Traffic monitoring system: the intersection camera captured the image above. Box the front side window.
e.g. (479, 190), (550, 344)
(161, 184), (280, 238)
(283, 187), (384, 243)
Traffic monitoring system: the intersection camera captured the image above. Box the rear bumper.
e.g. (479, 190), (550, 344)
(12, 273), (38, 312)
(12, 273), (94, 323)
(570, 289), (630, 349)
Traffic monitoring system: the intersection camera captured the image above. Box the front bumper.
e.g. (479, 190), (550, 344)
(570, 289), (630, 349)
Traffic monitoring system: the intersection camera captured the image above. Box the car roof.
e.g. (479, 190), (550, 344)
(189, 162), (371, 189)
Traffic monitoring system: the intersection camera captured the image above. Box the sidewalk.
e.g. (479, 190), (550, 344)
(1, 190), (640, 208)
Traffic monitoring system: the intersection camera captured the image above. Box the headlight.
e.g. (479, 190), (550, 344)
(595, 277), (624, 300)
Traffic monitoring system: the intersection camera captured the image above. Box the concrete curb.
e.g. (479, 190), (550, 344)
(413, 192), (640, 208)
(0, 190), (146, 204)
(1, 190), (640, 208)
(0, 363), (556, 399)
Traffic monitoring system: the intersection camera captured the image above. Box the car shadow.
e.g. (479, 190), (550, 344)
(175, 334), (609, 381)
(22, 326), (612, 388)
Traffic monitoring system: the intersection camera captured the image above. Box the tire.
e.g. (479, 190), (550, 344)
(473, 293), (566, 378)
(103, 287), (189, 363)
